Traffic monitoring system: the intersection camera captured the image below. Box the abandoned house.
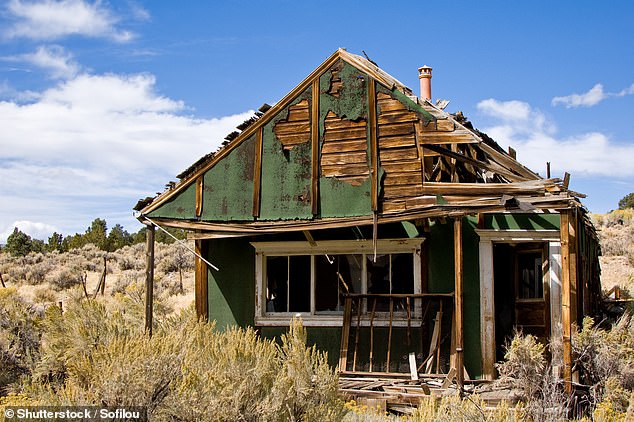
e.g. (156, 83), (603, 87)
(135, 49), (601, 393)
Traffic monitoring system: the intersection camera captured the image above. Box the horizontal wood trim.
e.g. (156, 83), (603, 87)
(421, 182), (547, 196)
(418, 131), (478, 144)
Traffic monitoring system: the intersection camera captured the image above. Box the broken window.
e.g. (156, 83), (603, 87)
(266, 256), (311, 312)
(252, 239), (423, 326)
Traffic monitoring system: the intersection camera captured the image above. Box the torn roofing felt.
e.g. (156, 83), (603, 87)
(136, 48), (586, 232)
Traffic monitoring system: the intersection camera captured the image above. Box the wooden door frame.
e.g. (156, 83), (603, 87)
(476, 229), (561, 380)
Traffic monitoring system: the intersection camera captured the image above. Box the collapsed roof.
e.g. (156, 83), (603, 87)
(136, 49), (586, 235)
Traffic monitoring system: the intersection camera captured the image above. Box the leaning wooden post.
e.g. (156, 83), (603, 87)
(453, 217), (465, 391)
(145, 224), (155, 336)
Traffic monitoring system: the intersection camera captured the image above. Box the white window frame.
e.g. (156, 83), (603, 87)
(251, 238), (423, 327)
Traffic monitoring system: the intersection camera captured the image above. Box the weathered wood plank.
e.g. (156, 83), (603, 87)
(382, 184), (424, 200)
(380, 147), (419, 162)
(321, 151), (368, 166)
(378, 122), (415, 137)
(274, 120), (310, 135)
(418, 131), (478, 144)
(383, 171), (423, 186)
(321, 163), (370, 177)
(324, 127), (367, 141)
(436, 119), (455, 131)
(420, 181), (546, 196)
(287, 102), (309, 121)
(322, 139), (367, 154)
(195, 176), (203, 218)
(380, 160), (422, 172)
(378, 134), (416, 149)
(378, 111), (418, 125)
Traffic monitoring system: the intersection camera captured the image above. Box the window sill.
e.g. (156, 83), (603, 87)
(255, 315), (424, 327)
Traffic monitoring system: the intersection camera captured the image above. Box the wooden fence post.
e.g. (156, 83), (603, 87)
(145, 224), (155, 336)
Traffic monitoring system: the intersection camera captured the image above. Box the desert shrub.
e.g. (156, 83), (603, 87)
(25, 261), (51, 285)
(496, 332), (546, 399)
(494, 331), (568, 421)
(573, 315), (634, 415)
(32, 287), (57, 305)
(46, 268), (84, 290)
(162, 318), (345, 422)
(6, 264), (28, 283)
(118, 254), (142, 271)
(23, 307), (344, 421)
(0, 288), (42, 394)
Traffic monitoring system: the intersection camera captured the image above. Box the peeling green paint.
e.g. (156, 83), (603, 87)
(259, 88), (313, 220)
(319, 60), (368, 126)
(319, 176), (372, 217)
(147, 182), (197, 219)
(202, 134), (256, 221)
(317, 60), (374, 218)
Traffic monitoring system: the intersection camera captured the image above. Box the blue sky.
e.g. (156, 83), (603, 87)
(1, 0), (633, 242)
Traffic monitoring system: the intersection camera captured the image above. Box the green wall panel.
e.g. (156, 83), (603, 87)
(318, 60), (373, 218)
(147, 182), (196, 220)
(202, 134), (256, 221)
(319, 176), (372, 217)
(259, 90), (313, 221)
(207, 237), (255, 328)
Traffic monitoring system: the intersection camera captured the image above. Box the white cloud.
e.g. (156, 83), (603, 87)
(552, 84), (606, 108)
(476, 98), (634, 177)
(552, 82), (634, 108)
(0, 220), (58, 243)
(3, 45), (80, 79)
(0, 72), (255, 237)
(4, 0), (133, 42)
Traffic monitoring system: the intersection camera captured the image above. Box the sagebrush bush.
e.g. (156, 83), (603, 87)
(573, 315), (634, 415)
(18, 302), (345, 421)
(46, 268), (84, 290)
(0, 288), (41, 394)
(494, 331), (568, 422)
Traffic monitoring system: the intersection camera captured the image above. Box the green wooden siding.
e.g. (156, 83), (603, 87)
(259, 90), (313, 220)
(202, 134), (256, 221)
(206, 237), (255, 328)
(318, 60), (373, 218)
(147, 182), (196, 220)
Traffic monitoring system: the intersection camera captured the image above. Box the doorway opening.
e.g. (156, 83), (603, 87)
(493, 242), (550, 362)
